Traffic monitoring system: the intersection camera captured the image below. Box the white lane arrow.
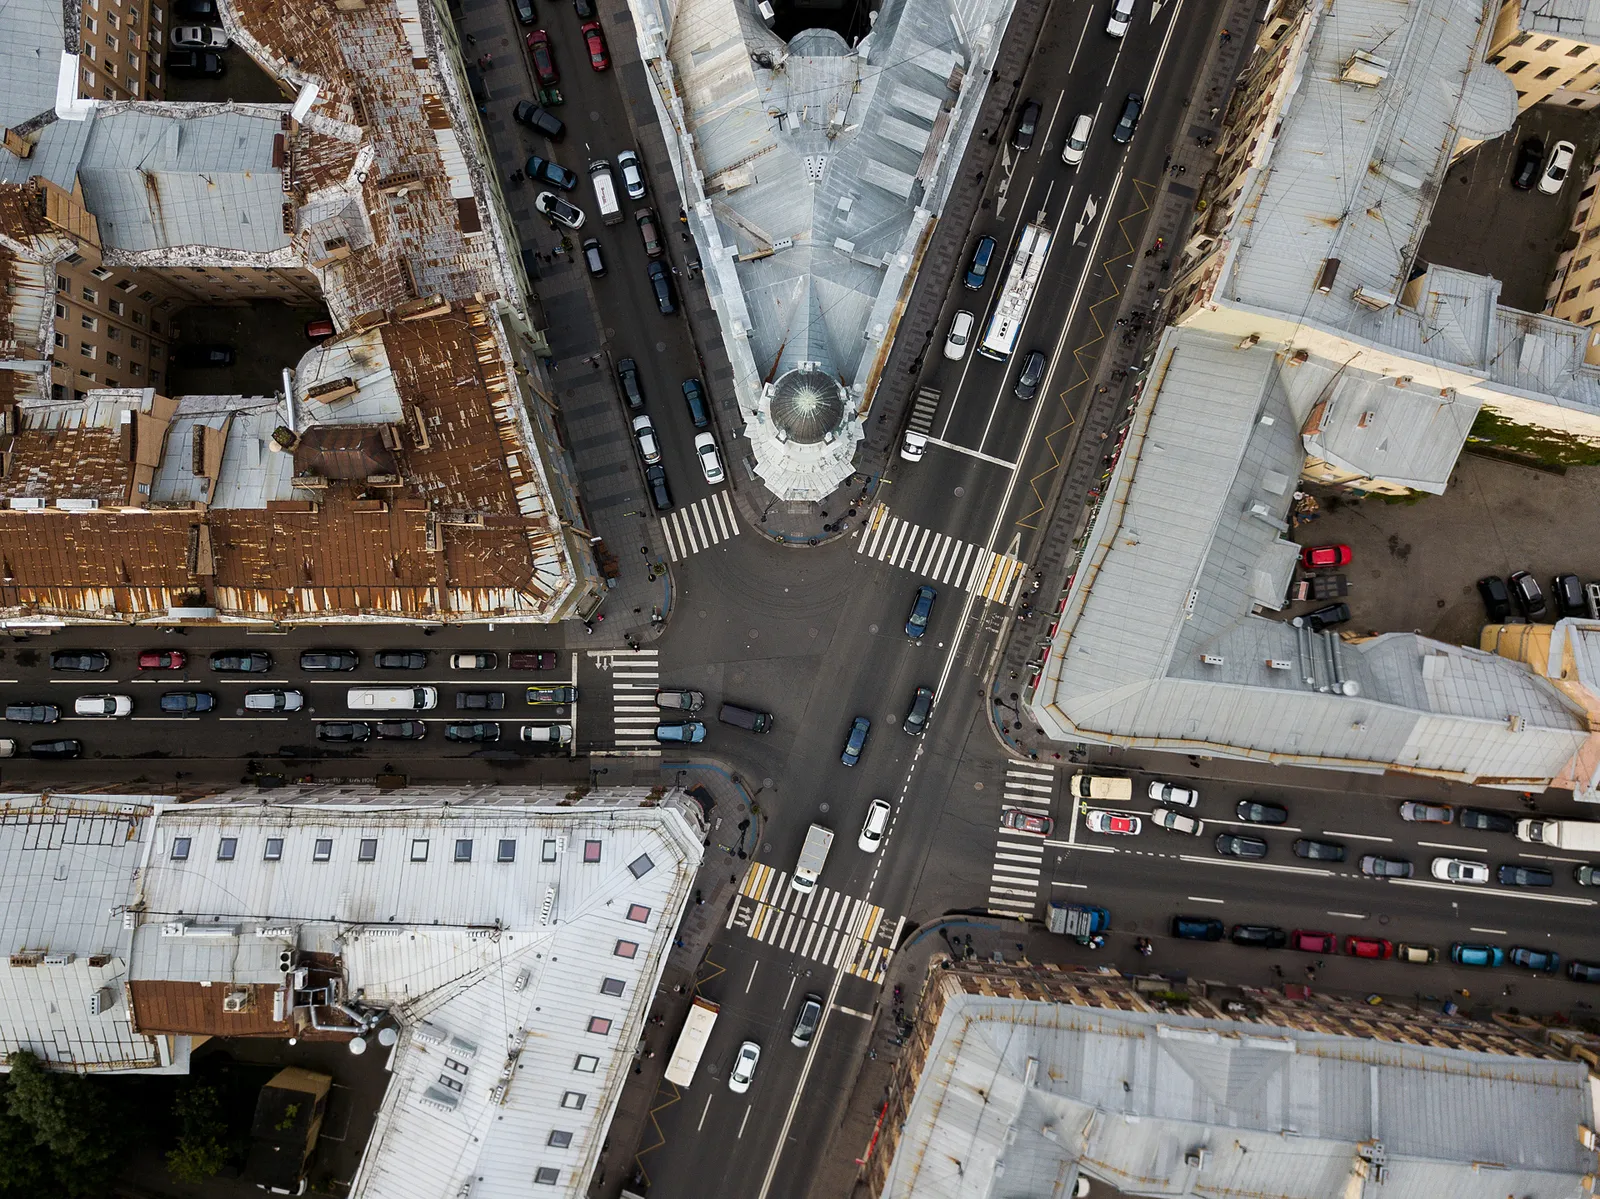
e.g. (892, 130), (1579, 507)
(1074, 196), (1099, 244)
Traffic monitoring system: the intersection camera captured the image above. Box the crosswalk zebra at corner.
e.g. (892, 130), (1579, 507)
(856, 503), (1028, 604)
(988, 762), (1056, 919)
(728, 861), (896, 984)
(660, 490), (741, 562)
(588, 647), (660, 750)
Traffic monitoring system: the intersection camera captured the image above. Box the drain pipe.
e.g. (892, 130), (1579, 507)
(281, 367), (298, 435)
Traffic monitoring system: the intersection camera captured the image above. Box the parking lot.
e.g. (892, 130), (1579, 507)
(163, 44), (289, 104)
(168, 301), (329, 397)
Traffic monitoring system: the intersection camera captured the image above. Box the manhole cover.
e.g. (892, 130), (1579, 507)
(763, 842), (772, 853)
(1378, 914), (1390, 925)
(975, 781), (984, 790)
(566, 389), (576, 398)
(809, 628), (818, 638)
(656, 341), (667, 352)
(819, 803), (829, 813)
(954, 486), (965, 497)
(748, 628), (759, 638)
(763, 777), (773, 788)
(606, 327), (616, 338)
(699, 609), (707, 617)
(590, 110), (601, 121)
(868, 623), (879, 634)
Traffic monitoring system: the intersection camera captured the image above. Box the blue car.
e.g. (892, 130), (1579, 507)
(905, 585), (936, 640)
(655, 721), (707, 744)
(160, 690), (216, 714)
(841, 716), (870, 766)
(1509, 947), (1560, 973)
(1450, 942), (1506, 968)
(964, 235), (997, 289)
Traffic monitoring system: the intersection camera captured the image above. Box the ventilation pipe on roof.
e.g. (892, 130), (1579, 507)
(282, 367), (298, 435)
(291, 82), (321, 124)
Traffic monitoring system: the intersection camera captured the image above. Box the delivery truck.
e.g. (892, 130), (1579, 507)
(791, 823), (834, 893)
(1516, 818), (1600, 853)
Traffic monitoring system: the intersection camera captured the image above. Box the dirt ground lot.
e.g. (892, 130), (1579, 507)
(1286, 453), (1600, 646)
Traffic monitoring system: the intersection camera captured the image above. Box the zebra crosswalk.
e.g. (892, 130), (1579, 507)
(660, 491), (740, 561)
(988, 763), (1056, 918)
(587, 648), (660, 749)
(727, 861), (898, 984)
(856, 503), (1028, 604)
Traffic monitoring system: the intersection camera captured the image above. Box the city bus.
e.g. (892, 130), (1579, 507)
(663, 996), (720, 1087)
(977, 220), (1052, 361)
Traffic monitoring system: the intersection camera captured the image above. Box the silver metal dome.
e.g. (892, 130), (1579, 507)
(769, 367), (845, 444)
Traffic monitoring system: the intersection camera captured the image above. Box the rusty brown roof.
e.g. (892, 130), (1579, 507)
(3, 422), (132, 506)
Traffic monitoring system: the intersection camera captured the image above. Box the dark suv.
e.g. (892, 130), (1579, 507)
(300, 650), (360, 671)
(648, 261), (676, 314)
(1554, 572), (1586, 616)
(1011, 99), (1042, 150)
(1014, 350), (1047, 401)
(1477, 575), (1511, 621)
(618, 358), (645, 409)
(210, 650), (272, 673)
(1294, 603), (1349, 632)
(50, 650), (110, 672)
(681, 378), (710, 429)
(512, 100), (565, 139)
(1171, 915), (1224, 941)
(1230, 924), (1287, 949)
(1111, 93), (1143, 143)
(1458, 808), (1515, 833)
(1512, 136), (1544, 189)
(1509, 570), (1547, 619)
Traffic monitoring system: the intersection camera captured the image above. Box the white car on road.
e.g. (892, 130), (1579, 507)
(1148, 780), (1197, 808)
(1151, 808), (1200, 835)
(694, 432), (725, 484)
(1106, 0), (1135, 37)
(73, 694), (133, 717)
(943, 310), (975, 360)
(1085, 809), (1141, 836)
(858, 798), (891, 852)
(1430, 856), (1489, 884)
(171, 24), (229, 47)
(728, 1040), (760, 1093)
(1540, 140), (1576, 196)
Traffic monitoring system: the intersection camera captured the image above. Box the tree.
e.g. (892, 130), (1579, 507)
(3, 1051), (125, 1197)
(165, 1082), (230, 1184)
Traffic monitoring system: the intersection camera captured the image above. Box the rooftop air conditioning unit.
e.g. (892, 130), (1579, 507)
(222, 989), (250, 1013)
(43, 952), (75, 966)
(89, 986), (116, 1016)
(1266, 659), (1292, 671)
(1200, 654), (1225, 666)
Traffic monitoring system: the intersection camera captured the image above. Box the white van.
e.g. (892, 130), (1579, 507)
(590, 160), (623, 225)
(1062, 113), (1092, 166)
(1068, 773), (1132, 802)
(520, 723), (572, 744)
(347, 686), (438, 712)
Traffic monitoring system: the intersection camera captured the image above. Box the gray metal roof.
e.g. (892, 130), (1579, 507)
(882, 992), (1598, 1199)
(0, 0), (67, 132)
(1519, 0), (1600, 38)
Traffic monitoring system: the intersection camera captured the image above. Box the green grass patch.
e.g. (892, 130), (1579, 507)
(1468, 408), (1600, 467)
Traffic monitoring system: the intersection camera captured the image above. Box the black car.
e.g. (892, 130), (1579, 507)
(1577, 863), (1600, 886)
(1014, 350), (1047, 401)
(1458, 807), (1516, 833)
(375, 720), (428, 740)
(1011, 99), (1042, 151)
(5, 703), (60, 724)
(210, 650), (272, 673)
(1569, 961), (1600, 983)
(1111, 93), (1143, 144)
(682, 378), (710, 429)
(618, 359), (646, 410)
(526, 155), (578, 190)
(573, 0), (594, 14)
(1554, 572), (1586, 616)
(168, 50), (225, 78)
(646, 463), (674, 512)
(445, 721), (501, 743)
(317, 722), (372, 743)
(648, 260), (676, 314)
(160, 691), (216, 714)
(582, 237), (606, 277)
(1497, 863), (1554, 887)
(1215, 833), (1268, 858)
(1512, 136), (1544, 190)
(1235, 799), (1288, 824)
(1292, 838), (1346, 862)
(902, 686), (934, 736)
(964, 235), (997, 289)
(513, 0), (535, 23)
(1294, 602), (1349, 632)
(1230, 924), (1287, 949)
(29, 739), (83, 760)
(50, 650), (110, 672)
(1509, 570), (1547, 619)
(300, 650), (360, 672)
(175, 0), (219, 16)
(456, 691), (507, 710)
(1477, 575), (1511, 622)
(375, 650), (427, 670)
(512, 100), (565, 139)
(1171, 915), (1225, 941)
(176, 343), (235, 368)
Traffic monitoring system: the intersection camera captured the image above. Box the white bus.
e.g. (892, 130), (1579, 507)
(977, 221), (1052, 361)
(664, 996), (720, 1087)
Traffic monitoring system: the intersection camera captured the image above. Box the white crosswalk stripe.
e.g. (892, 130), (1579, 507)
(586, 648), (660, 749)
(856, 503), (1027, 603)
(988, 764), (1056, 918)
(660, 490), (741, 561)
(727, 862), (897, 983)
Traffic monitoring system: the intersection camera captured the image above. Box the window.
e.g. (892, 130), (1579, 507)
(106, 378), (118, 388)
(81, 286), (98, 303)
(627, 852), (656, 879)
(116, 278), (135, 291)
(1570, 43), (1591, 56)
(133, 311), (145, 326)
(265, 838), (284, 860)
(90, 266), (114, 280)
(560, 1092), (586, 1110)
(1572, 96), (1590, 105)
(1511, 30), (1532, 46)
(105, 352), (121, 367)
(82, 314), (98, 330)
(497, 839), (516, 862)
(171, 837), (191, 860)
(80, 343), (96, 359)
(583, 840), (602, 863)
(359, 838), (378, 862)
(107, 326), (121, 341)
(614, 939), (638, 958)
(600, 977), (626, 997)
(313, 838), (333, 862)
(53, 332), (65, 348)
(56, 277), (68, 292)
(1506, 59), (1529, 73)
(534, 1168), (560, 1185)
(217, 837), (237, 861)
(1576, 255), (1593, 270)
(131, 363), (142, 377)
(138, 289), (154, 301)
(64, 252), (84, 266)
(130, 335), (141, 349)
(411, 838), (429, 861)
(625, 904), (651, 924)
(547, 1131), (572, 1148)
(1538, 37), (1559, 51)
(541, 839), (557, 862)
(108, 298), (124, 315)
(1581, 307), (1595, 322)
(454, 838), (473, 862)
(86, 16), (97, 31)
(587, 1016), (612, 1035)
(1536, 65), (1560, 79)
(54, 302), (65, 318)
(573, 1054), (599, 1073)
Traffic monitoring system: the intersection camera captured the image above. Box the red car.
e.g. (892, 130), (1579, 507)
(526, 29), (559, 86)
(999, 808), (1053, 837)
(581, 21), (609, 71)
(1345, 936), (1394, 960)
(1291, 930), (1337, 954)
(138, 649), (186, 670)
(1301, 544), (1351, 569)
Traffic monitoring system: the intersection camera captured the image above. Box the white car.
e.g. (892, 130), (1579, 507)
(1106, 0), (1135, 37)
(1148, 780), (1197, 808)
(73, 694), (133, 717)
(943, 310), (975, 360)
(728, 1040), (760, 1093)
(1540, 140), (1576, 196)
(1062, 113), (1092, 166)
(1084, 809), (1141, 836)
(1151, 808), (1201, 835)
(632, 414), (662, 466)
(448, 652), (497, 669)
(616, 149), (647, 200)
(535, 191), (586, 230)
(1430, 856), (1489, 884)
(171, 24), (229, 47)
(858, 798), (891, 852)
(694, 432), (725, 485)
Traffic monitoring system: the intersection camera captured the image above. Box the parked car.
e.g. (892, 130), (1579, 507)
(841, 716), (871, 766)
(1497, 863), (1554, 887)
(1105, 0), (1134, 36)
(176, 343), (235, 368)
(1111, 93), (1143, 144)
(175, 0), (220, 17)
(902, 686), (934, 736)
(1085, 810), (1141, 835)
(581, 21), (609, 70)
(1013, 350), (1048, 401)
(375, 650), (428, 669)
(5, 704), (59, 724)
(1293, 838), (1346, 862)
(527, 155), (578, 190)
(1171, 915), (1225, 941)
(29, 739), (83, 760)
(1398, 801), (1453, 823)
(535, 191), (586, 229)
(513, 0), (535, 24)
(209, 650), (271, 673)
(160, 691), (216, 714)
(859, 799), (892, 851)
(456, 691), (507, 711)
(508, 652), (559, 671)
(646, 463), (674, 511)
(1511, 136), (1544, 189)
(1397, 943), (1437, 964)
(520, 724), (572, 745)
(1509, 946), (1561, 972)
(1148, 781), (1198, 808)
(682, 378), (710, 428)
(1300, 544), (1351, 568)
(905, 585), (937, 640)
(1568, 961), (1600, 983)
(582, 237), (606, 277)
(1151, 808), (1200, 835)
(618, 358), (645, 409)
(1539, 139), (1576, 195)
(964, 235), (997, 289)
(1011, 99), (1042, 151)
(617, 149), (647, 199)
(1293, 602), (1350, 632)
(632, 414), (663, 465)
(1290, 930), (1337, 953)
(74, 695), (133, 717)
(999, 808), (1053, 836)
(512, 100), (565, 139)
(1430, 856), (1489, 884)
(1359, 854), (1413, 878)
(300, 650), (359, 672)
(648, 260), (676, 313)
(138, 650), (186, 670)
(1576, 863), (1600, 886)
(1477, 575), (1511, 621)
(1234, 799), (1288, 824)
(636, 208), (664, 257)
(1215, 832), (1268, 858)
(171, 24), (229, 46)
(694, 433), (725, 485)
(167, 50), (225, 78)
(244, 690), (304, 713)
(1509, 570), (1547, 619)
(525, 685), (578, 705)
(525, 28), (559, 85)
(445, 722), (501, 743)
(1344, 936), (1393, 960)
(944, 310), (976, 360)
(450, 652), (498, 669)
(655, 721), (707, 743)
(1458, 807), (1516, 833)
(50, 650), (110, 672)
(1230, 924), (1287, 949)
(1554, 572), (1586, 616)
(317, 722), (372, 743)
(1449, 942), (1505, 968)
